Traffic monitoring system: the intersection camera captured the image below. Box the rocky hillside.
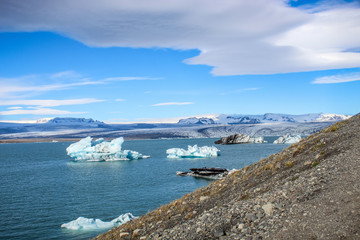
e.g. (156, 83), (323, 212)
(95, 114), (360, 240)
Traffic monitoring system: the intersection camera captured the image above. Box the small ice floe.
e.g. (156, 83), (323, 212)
(177, 167), (228, 180)
(166, 145), (220, 159)
(273, 134), (301, 144)
(66, 136), (149, 161)
(61, 213), (137, 231)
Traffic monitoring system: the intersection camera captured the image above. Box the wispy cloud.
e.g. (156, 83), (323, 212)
(152, 102), (194, 107)
(0, 0), (359, 75)
(0, 72), (160, 98)
(7, 106), (23, 110)
(312, 72), (360, 84)
(0, 98), (103, 116)
(0, 108), (84, 116)
(105, 77), (160, 81)
(115, 99), (126, 102)
(0, 98), (104, 107)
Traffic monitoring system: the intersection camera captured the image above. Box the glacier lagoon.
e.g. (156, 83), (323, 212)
(0, 137), (286, 239)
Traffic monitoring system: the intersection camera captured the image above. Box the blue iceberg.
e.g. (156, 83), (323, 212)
(66, 136), (149, 161)
(166, 145), (220, 159)
(61, 213), (137, 231)
(273, 134), (301, 144)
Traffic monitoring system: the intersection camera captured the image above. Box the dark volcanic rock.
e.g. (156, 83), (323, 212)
(95, 114), (360, 240)
(214, 134), (264, 144)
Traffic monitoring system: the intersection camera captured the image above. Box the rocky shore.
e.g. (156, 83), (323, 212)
(95, 114), (360, 240)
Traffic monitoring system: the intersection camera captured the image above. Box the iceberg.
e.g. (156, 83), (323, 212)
(66, 136), (148, 161)
(273, 134), (301, 144)
(166, 145), (220, 159)
(61, 213), (137, 231)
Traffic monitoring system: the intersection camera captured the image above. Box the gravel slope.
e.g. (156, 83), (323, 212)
(95, 114), (360, 240)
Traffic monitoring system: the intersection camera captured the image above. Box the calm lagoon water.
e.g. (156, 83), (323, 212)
(0, 137), (286, 239)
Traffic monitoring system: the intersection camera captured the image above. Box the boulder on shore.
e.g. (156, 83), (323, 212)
(214, 134), (265, 145)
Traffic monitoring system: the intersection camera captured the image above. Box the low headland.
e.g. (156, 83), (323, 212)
(95, 114), (360, 239)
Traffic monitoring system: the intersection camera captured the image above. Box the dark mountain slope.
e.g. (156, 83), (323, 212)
(95, 114), (360, 240)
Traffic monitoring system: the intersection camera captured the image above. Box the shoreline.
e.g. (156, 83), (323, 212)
(0, 136), (200, 144)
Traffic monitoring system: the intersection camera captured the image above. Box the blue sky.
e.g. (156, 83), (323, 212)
(0, 0), (359, 123)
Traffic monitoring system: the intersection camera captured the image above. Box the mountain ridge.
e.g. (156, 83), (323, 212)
(0, 114), (351, 140)
(177, 113), (351, 125)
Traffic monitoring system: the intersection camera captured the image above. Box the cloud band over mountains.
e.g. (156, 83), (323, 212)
(0, 0), (359, 76)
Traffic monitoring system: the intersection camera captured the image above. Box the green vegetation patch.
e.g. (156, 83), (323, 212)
(312, 161), (320, 167)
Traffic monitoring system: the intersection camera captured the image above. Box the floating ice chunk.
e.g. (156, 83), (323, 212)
(61, 213), (137, 231)
(166, 145), (220, 159)
(66, 136), (147, 161)
(273, 134), (301, 144)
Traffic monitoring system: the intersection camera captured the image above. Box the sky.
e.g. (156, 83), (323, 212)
(0, 0), (359, 123)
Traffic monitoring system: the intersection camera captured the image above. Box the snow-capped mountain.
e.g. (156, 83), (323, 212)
(37, 117), (106, 127)
(0, 114), (352, 140)
(177, 117), (215, 125)
(178, 113), (351, 125)
(36, 118), (54, 123)
(315, 113), (352, 122)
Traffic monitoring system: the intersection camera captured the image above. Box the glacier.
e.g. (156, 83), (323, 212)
(273, 134), (301, 144)
(166, 145), (220, 159)
(66, 136), (149, 161)
(61, 213), (137, 231)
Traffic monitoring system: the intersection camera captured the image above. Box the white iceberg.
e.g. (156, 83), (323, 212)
(66, 136), (147, 161)
(61, 213), (137, 231)
(166, 145), (220, 159)
(273, 134), (301, 144)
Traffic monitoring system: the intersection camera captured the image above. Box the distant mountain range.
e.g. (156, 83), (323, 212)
(177, 113), (351, 125)
(36, 117), (106, 127)
(0, 113), (352, 140)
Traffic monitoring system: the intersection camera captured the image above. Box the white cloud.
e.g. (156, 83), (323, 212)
(312, 72), (360, 84)
(7, 106), (23, 110)
(0, 98), (105, 107)
(0, 108), (84, 116)
(105, 77), (160, 81)
(0, 72), (159, 98)
(0, 75), (97, 98)
(152, 102), (194, 106)
(0, 0), (359, 75)
(115, 99), (126, 102)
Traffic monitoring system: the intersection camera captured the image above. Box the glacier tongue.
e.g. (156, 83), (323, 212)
(166, 145), (220, 159)
(61, 213), (137, 231)
(66, 136), (147, 161)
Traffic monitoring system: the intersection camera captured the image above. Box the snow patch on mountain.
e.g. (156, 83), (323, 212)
(316, 114), (351, 122)
(36, 118), (54, 123)
(39, 117), (105, 127)
(177, 117), (215, 125)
